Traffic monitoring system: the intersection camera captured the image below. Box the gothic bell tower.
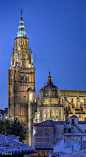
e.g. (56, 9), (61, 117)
(8, 9), (35, 123)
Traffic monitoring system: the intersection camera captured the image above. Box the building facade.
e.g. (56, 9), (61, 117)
(33, 72), (86, 123)
(8, 10), (86, 147)
(33, 116), (86, 156)
(8, 11), (36, 145)
(8, 11), (36, 121)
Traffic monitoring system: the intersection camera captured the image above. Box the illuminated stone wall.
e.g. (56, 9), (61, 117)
(60, 90), (86, 121)
(8, 15), (35, 123)
(8, 66), (35, 122)
(34, 75), (86, 123)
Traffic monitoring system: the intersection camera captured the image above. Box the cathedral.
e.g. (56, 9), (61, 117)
(8, 10), (86, 146)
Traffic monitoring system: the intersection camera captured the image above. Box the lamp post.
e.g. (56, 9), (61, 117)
(5, 116), (7, 135)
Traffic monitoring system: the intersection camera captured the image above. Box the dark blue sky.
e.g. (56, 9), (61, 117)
(0, 0), (86, 109)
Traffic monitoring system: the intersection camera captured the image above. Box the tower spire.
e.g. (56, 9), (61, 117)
(49, 69), (50, 77)
(17, 7), (26, 38)
(20, 6), (23, 20)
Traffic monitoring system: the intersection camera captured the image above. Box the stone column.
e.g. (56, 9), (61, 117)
(28, 101), (31, 146)
(27, 90), (36, 146)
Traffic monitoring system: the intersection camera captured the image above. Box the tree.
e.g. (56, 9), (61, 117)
(10, 119), (27, 142)
(0, 119), (27, 142)
(0, 120), (5, 134)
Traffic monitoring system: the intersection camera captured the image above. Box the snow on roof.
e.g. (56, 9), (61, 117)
(0, 134), (35, 155)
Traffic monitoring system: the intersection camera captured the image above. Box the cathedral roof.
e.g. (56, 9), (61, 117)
(40, 72), (59, 98)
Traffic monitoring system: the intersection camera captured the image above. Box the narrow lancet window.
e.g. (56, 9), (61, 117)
(20, 75), (24, 83)
(25, 75), (29, 83)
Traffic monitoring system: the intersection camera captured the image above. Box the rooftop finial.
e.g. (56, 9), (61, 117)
(47, 70), (53, 85)
(20, 6), (23, 20)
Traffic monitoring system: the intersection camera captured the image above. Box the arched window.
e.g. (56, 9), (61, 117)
(72, 119), (74, 125)
(20, 75), (24, 83)
(71, 98), (73, 102)
(80, 106), (83, 112)
(68, 128), (71, 133)
(29, 55), (31, 64)
(25, 75), (29, 83)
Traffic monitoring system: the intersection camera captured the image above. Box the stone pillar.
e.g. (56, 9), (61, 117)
(76, 90), (79, 109)
(76, 97), (79, 109)
(28, 101), (31, 146)
(39, 107), (42, 122)
(50, 108), (52, 119)
(28, 89), (36, 146)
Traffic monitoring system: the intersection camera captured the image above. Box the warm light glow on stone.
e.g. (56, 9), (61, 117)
(29, 93), (32, 101)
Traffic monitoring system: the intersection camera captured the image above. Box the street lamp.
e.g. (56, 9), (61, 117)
(5, 116), (7, 136)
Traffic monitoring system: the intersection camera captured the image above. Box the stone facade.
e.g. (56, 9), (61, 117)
(8, 11), (36, 145)
(8, 10), (86, 147)
(33, 116), (86, 156)
(34, 72), (86, 123)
